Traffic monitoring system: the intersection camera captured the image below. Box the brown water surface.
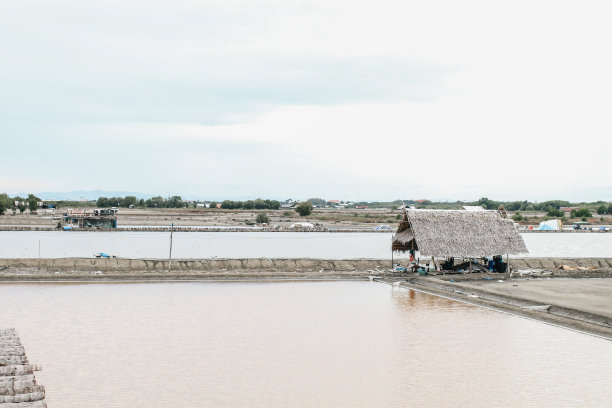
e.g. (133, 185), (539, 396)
(0, 281), (610, 407)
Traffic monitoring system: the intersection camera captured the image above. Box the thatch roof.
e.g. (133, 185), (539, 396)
(392, 209), (528, 257)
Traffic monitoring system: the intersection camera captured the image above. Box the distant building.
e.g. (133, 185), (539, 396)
(62, 208), (118, 229)
(461, 206), (486, 211)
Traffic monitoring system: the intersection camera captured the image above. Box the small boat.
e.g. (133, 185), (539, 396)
(94, 252), (111, 258)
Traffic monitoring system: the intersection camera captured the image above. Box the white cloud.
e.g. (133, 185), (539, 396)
(1, 0), (611, 201)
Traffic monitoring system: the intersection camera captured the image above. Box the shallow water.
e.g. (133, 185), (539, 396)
(0, 231), (610, 259)
(0, 281), (610, 408)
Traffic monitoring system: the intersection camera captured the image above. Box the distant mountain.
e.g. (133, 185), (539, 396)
(34, 190), (156, 201)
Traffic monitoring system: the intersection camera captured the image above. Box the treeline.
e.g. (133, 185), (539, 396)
(220, 199), (281, 210)
(386, 198), (611, 213)
(95, 196), (282, 210)
(0, 193), (41, 215)
(97, 196), (186, 208)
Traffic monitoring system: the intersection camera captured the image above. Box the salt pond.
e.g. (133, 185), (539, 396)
(0, 231), (610, 259)
(1, 281), (610, 408)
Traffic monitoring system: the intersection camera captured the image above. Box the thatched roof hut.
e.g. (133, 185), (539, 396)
(392, 209), (528, 258)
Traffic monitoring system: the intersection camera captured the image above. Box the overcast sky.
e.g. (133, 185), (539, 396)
(1, 0), (610, 201)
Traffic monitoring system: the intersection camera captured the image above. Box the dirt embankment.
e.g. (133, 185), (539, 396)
(0, 257), (610, 281)
(0, 258), (392, 281)
(0, 207), (400, 230)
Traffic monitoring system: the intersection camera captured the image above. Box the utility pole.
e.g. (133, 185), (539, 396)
(391, 234), (394, 270)
(169, 223), (174, 272)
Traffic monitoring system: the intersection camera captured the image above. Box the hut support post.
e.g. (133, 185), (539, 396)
(431, 256), (437, 272)
(506, 253), (509, 273)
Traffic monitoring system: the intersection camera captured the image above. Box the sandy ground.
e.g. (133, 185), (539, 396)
(401, 276), (612, 338)
(457, 278), (612, 319)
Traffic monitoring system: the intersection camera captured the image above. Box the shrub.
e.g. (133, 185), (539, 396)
(295, 201), (313, 216)
(256, 212), (269, 224)
(597, 205), (607, 215)
(547, 208), (563, 217)
(512, 213), (523, 221)
(575, 208), (592, 218)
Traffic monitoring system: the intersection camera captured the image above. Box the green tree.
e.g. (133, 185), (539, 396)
(608, 204), (612, 215)
(512, 213), (523, 221)
(146, 196), (166, 208)
(597, 205), (607, 215)
(97, 197), (109, 207)
(0, 193), (8, 215)
(547, 207), (563, 217)
(256, 212), (270, 224)
(575, 208), (592, 218)
(295, 201), (313, 216)
(166, 196), (184, 208)
(477, 197), (499, 210)
(28, 194), (39, 213)
(123, 196), (138, 208)
(221, 200), (234, 209)
(307, 198), (327, 206)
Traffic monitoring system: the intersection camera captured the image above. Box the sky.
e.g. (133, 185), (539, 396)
(1, 0), (611, 202)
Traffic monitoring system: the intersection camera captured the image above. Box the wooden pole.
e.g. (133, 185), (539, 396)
(391, 235), (394, 269)
(169, 223), (174, 272)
